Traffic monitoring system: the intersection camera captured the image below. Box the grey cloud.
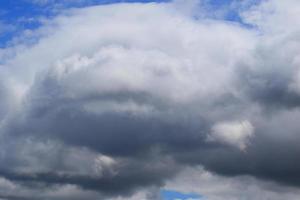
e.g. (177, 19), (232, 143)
(2, 0), (300, 199)
(164, 166), (300, 200)
(0, 155), (179, 197)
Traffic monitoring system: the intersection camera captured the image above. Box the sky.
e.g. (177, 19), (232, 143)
(1, 0), (300, 200)
(0, 0), (172, 47)
(161, 190), (202, 200)
(0, 0), (250, 47)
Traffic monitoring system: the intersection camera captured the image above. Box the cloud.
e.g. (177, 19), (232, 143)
(165, 166), (300, 200)
(208, 120), (254, 150)
(1, 0), (300, 199)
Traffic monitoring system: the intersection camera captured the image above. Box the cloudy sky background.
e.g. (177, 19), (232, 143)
(1, 0), (300, 199)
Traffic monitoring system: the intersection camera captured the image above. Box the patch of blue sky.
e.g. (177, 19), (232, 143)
(0, 1), (48, 47)
(0, 0), (170, 47)
(161, 189), (203, 200)
(0, 0), (259, 47)
(202, 0), (261, 26)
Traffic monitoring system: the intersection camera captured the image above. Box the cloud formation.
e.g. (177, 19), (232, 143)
(209, 120), (254, 150)
(1, 0), (300, 199)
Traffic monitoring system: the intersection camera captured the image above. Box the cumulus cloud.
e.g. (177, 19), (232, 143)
(1, 0), (300, 199)
(208, 120), (254, 150)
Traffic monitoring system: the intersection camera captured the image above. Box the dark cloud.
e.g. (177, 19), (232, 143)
(0, 156), (179, 197)
(1, 0), (300, 199)
(0, 194), (34, 200)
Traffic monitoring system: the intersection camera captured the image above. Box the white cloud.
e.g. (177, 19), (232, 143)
(3, 1), (255, 120)
(241, 0), (300, 34)
(208, 120), (254, 150)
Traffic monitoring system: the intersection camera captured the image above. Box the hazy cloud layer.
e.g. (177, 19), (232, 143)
(1, 0), (300, 199)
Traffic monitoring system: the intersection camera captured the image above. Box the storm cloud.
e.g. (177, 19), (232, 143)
(1, 0), (300, 199)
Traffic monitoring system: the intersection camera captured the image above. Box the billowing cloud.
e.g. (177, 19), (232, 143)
(1, 0), (300, 199)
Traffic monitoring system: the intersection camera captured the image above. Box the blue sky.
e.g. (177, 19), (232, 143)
(0, 0), (170, 47)
(161, 190), (203, 200)
(0, 0), (252, 48)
